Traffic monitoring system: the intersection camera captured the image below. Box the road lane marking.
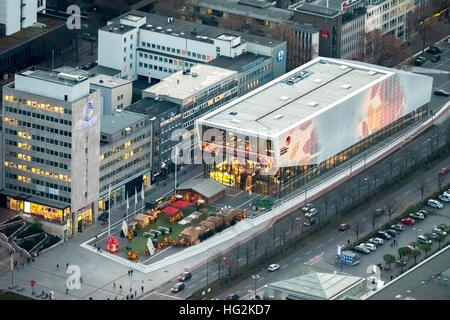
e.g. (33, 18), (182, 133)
(328, 237), (335, 242)
(281, 264), (288, 269)
(294, 257), (302, 262)
(305, 250), (312, 256)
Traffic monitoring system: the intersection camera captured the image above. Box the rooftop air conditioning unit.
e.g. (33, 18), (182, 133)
(58, 72), (85, 82)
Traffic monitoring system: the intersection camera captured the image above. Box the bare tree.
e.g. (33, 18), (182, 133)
(363, 30), (411, 67)
(353, 218), (364, 242)
(417, 178), (428, 205)
(211, 252), (224, 279)
(370, 209), (378, 233)
(384, 197), (398, 225)
(218, 13), (246, 32)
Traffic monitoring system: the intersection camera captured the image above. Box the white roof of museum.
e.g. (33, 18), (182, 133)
(198, 57), (391, 136)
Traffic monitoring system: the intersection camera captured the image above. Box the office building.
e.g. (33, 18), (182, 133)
(2, 67), (100, 239)
(196, 57), (432, 196)
(0, 0), (46, 37)
(98, 11), (286, 83)
(90, 75), (133, 116)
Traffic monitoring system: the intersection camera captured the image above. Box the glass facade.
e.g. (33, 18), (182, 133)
(206, 105), (427, 197)
(7, 197), (70, 223)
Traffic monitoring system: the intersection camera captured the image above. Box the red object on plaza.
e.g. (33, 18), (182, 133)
(162, 206), (180, 215)
(106, 236), (120, 253)
(401, 217), (416, 226)
(30, 280), (35, 287)
(173, 200), (189, 209)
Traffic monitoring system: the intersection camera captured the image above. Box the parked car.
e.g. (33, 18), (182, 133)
(304, 218), (316, 227)
(438, 194), (450, 203)
(417, 235), (432, 245)
(302, 203), (314, 212)
(354, 245), (371, 255)
(426, 232), (439, 240)
(339, 223), (351, 231)
(368, 237), (384, 246)
(386, 229), (398, 238)
(171, 282), (185, 293)
(267, 264), (280, 272)
(438, 167), (450, 175)
(427, 46), (443, 54)
(81, 62), (97, 70)
(438, 224), (450, 233)
(375, 208), (385, 216)
(390, 224), (404, 232)
(401, 217), (416, 226)
(430, 55), (441, 62)
(409, 212), (425, 220)
(362, 243), (377, 251)
(178, 271), (192, 281)
(414, 56), (426, 66)
(432, 228), (447, 236)
(434, 89), (450, 97)
(226, 293), (240, 300)
(418, 209), (429, 217)
(305, 208), (318, 216)
(427, 199), (444, 209)
(376, 231), (392, 240)
(405, 245), (417, 251)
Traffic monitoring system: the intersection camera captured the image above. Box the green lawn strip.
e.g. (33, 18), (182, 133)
(0, 291), (34, 300)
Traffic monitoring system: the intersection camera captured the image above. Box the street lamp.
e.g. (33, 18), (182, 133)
(251, 274), (260, 299)
(364, 177), (370, 197)
(205, 252), (209, 291)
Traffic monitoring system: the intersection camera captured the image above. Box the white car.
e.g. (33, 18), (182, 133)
(362, 243), (377, 251)
(438, 194), (450, 203)
(267, 264), (280, 272)
(432, 228), (447, 236)
(369, 237), (384, 246)
(427, 199), (443, 209)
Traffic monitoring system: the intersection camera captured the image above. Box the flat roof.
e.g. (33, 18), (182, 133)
(368, 247), (450, 300)
(143, 64), (237, 101)
(90, 74), (132, 88)
(199, 57), (389, 136)
(0, 14), (65, 54)
(127, 97), (179, 118)
(103, 11), (283, 48)
(197, 0), (293, 23)
(207, 52), (269, 72)
(100, 109), (146, 135)
(89, 65), (121, 77)
(17, 66), (89, 87)
(177, 178), (227, 198)
(289, 0), (345, 17)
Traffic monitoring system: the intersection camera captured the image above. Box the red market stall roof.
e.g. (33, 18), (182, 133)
(162, 206), (180, 215)
(173, 200), (189, 209)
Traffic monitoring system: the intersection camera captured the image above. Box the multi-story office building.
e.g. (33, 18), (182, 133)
(99, 109), (152, 214)
(90, 75), (133, 116)
(365, 0), (414, 41)
(289, 0), (366, 59)
(0, 0), (46, 36)
(196, 57), (432, 196)
(2, 67), (100, 239)
(127, 98), (182, 182)
(98, 11), (286, 83)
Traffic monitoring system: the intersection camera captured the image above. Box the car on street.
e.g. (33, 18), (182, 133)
(305, 208), (318, 216)
(339, 223), (351, 231)
(414, 56), (426, 66)
(409, 211), (425, 220)
(390, 224), (404, 232)
(304, 218), (316, 226)
(386, 229), (398, 238)
(376, 231), (392, 240)
(427, 199), (444, 209)
(401, 217), (416, 226)
(354, 245), (371, 255)
(438, 194), (450, 203)
(267, 264), (280, 272)
(427, 46), (443, 54)
(417, 235), (432, 245)
(430, 55), (441, 62)
(368, 237), (384, 246)
(302, 203), (314, 212)
(171, 282), (185, 293)
(362, 243), (377, 251)
(432, 228), (447, 236)
(434, 89), (450, 97)
(226, 293), (240, 300)
(178, 271), (192, 281)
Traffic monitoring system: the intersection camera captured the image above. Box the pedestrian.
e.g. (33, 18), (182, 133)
(66, 262), (69, 268)
(135, 290), (137, 297)
(129, 287), (132, 293)
(347, 239), (350, 245)
(131, 270), (133, 276)
(115, 296), (118, 300)
(80, 277), (83, 284)
(127, 270), (130, 276)
(131, 294), (134, 299)
(141, 286), (144, 293)
(126, 295), (129, 300)
(94, 243), (97, 249)
(119, 285), (122, 291)
(65, 288), (68, 295)
(56, 263), (59, 270)
(113, 282), (116, 289)
(390, 275), (394, 281)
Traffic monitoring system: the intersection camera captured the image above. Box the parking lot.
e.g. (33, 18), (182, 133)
(329, 194), (450, 283)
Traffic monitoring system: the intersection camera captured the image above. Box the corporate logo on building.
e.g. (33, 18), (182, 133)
(76, 101), (98, 131)
(277, 50), (285, 62)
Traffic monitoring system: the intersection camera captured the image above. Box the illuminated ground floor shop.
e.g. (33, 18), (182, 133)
(206, 105), (428, 197)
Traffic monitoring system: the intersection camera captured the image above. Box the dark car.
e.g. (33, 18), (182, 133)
(427, 46), (443, 54)
(434, 89), (450, 97)
(430, 55), (441, 62)
(226, 293), (240, 300)
(178, 271), (192, 281)
(386, 229), (397, 237)
(390, 224), (404, 232)
(81, 62), (97, 70)
(376, 231), (392, 240)
(171, 282), (185, 293)
(414, 56), (426, 66)
(339, 223), (351, 231)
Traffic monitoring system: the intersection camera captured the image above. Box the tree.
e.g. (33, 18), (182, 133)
(419, 243), (431, 258)
(417, 179), (428, 205)
(363, 30), (411, 67)
(407, 2), (442, 53)
(383, 254), (396, 270)
(409, 248), (421, 265)
(370, 209), (378, 233)
(353, 218), (364, 242)
(434, 233), (446, 250)
(218, 13), (246, 32)
(211, 252), (224, 279)
(384, 198), (397, 225)
(398, 247), (411, 260)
